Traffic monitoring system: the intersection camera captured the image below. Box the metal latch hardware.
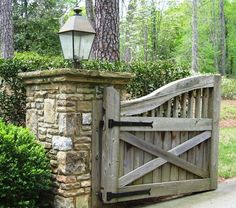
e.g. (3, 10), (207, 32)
(108, 119), (153, 129)
(106, 189), (151, 201)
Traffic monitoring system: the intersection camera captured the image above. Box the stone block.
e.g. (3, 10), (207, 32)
(77, 101), (92, 112)
(81, 180), (91, 188)
(82, 113), (91, 125)
(52, 136), (72, 151)
(44, 99), (56, 123)
(76, 195), (90, 208)
(26, 109), (38, 136)
(59, 113), (78, 136)
(54, 196), (74, 208)
(56, 175), (77, 183)
(57, 151), (89, 175)
(58, 188), (85, 197)
(60, 84), (76, 94)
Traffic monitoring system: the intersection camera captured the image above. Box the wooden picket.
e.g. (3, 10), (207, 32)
(98, 75), (221, 204)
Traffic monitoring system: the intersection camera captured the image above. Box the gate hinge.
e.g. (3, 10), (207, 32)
(106, 189), (151, 201)
(108, 119), (153, 129)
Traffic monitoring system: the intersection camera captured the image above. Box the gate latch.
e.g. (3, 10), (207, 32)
(108, 119), (153, 129)
(106, 189), (151, 201)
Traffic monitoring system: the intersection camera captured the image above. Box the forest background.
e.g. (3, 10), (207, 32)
(0, 0), (235, 76)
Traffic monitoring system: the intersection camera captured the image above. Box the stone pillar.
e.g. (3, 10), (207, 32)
(19, 69), (132, 208)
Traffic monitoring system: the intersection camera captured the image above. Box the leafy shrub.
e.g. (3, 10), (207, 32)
(0, 52), (70, 126)
(221, 77), (236, 99)
(0, 120), (51, 207)
(81, 60), (190, 97)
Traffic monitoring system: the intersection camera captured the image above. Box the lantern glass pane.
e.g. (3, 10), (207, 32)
(59, 32), (73, 59)
(74, 32), (95, 60)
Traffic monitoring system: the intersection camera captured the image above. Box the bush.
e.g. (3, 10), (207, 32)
(81, 60), (190, 98)
(0, 120), (51, 207)
(221, 77), (236, 99)
(0, 52), (70, 126)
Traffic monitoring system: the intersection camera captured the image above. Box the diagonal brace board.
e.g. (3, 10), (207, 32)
(120, 131), (210, 185)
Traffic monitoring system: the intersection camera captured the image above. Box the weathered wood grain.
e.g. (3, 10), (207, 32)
(119, 131), (211, 187)
(121, 75), (215, 116)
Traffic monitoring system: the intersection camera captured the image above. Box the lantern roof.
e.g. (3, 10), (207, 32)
(59, 8), (95, 34)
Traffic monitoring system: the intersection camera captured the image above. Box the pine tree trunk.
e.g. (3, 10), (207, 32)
(219, 0), (226, 75)
(94, 0), (120, 62)
(85, 0), (95, 28)
(191, 0), (199, 73)
(0, 0), (14, 59)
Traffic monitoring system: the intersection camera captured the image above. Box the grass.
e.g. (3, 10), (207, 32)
(220, 101), (236, 120)
(219, 128), (236, 179)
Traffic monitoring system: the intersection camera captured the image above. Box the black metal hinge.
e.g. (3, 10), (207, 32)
(106, 189), (151, 201)
(108, 119), (153, 129)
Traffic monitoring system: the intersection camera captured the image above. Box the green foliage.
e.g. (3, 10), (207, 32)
(0, 52), (70, 126)
(219, 128), (236, 179)
(0, 120), (51, 207)
(221, 77), (236, 99)
(81, 59), (190, 97)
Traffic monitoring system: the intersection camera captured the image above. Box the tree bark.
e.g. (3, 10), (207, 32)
(219, 0), (226, 75)
(191, 0), (199, 73)
(85, 0), (95, 28)
(0, 0), (14, 59)
(94, 0), (120, 62)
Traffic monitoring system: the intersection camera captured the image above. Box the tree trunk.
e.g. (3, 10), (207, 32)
(0, 0), (14, 59)
(94, 0), (120, 62)
(211, 0), (219, 72)
(151, 0), (157, 61)
(124, 0), (137, 62)
(191, 0), (199, 73)
(219, 0), (226, 75)
(85, 0), (95, 28)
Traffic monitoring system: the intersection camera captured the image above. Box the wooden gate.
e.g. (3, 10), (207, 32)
(95, 75), (221, 205)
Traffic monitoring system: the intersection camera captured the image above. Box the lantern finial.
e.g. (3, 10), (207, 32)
(74, 6), (82, 16)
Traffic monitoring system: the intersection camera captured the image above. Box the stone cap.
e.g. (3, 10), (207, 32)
(19, 68), (134, 87)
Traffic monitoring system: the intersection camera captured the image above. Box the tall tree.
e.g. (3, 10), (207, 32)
(85, 0), (95, 28)
(219, 0), (226, 75)
(94, 0), (120, 61)
(0, 0), (14, 58)
(124, 0), (137, 62)
(191, 0), (199, 73)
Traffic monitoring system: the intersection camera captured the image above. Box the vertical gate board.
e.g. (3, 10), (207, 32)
(101, 87), (120, 203)
(124, 143), (134, 176)
(187, 91), (196, 179)
(195, 89), (203, 170)
(209, 76), (221, 189)
(202, 88), (209, 172)
(143, 111), (154, 183)
(179, 93), (188, 180)
(171, 96), (180, 181)
(161, 100), (172, 182)
(92, 100), (103, 208)
(153, 107), (162, 183)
